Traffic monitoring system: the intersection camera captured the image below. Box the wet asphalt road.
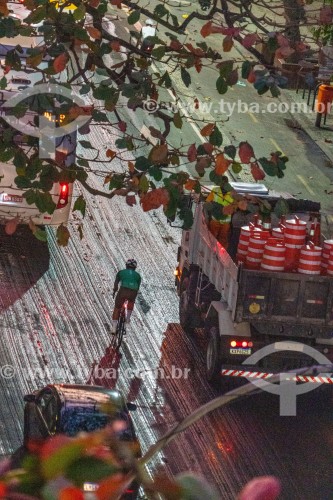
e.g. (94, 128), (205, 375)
(0, 6), (332, 500)
(0, 161), (332, 499)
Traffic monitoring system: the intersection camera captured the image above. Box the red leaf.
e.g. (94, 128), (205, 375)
(194, 98), (199, 110)
(203, 142), (213, 154)
(194, 57), (202, 73)
(4, 65), (10, 74)
(140, 188), (169, 212)
(87, 26), (101, 40)
(239, 142), (254, 164)
(5, 217), (19, 235)
(187, 144), (197, 162)
(242, 33), (260, 48)
(170, 40), (183, 51)
(106, 149), (116, 159)
(251, 162), (265, 181)
(59, 487), (84, 500)
(238, 476), (281, 500)
(223, 35), (233, 52)
(320, 6), (333, 24)
(221, 27), (240, 36)
(215, 153), (231, 175)
(200, 21), (212, 38)
(247, 70), (256, 83)
(89, 0), (100, 7)
(53, 53), (68, 73)
(184, 179), (197, 191)
(118, 121), (127, 132)
(110, 40), (121, 51)
(126, 194), (137, 206)
(200, 123), (215, 137)
(276, 33), (289, 48)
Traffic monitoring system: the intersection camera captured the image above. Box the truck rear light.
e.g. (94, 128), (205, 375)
(56, 183), (69, 209)
(230, 340), (253, 348)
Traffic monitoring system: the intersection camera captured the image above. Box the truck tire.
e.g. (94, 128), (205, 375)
(179, 288), (196, 335)
(206, 327), (222, 384)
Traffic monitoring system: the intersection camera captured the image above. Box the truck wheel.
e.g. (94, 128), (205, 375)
(179, 288), (196, 335)
(206, 327), (222, 383)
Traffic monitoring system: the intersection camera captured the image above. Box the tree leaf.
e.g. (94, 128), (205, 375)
(215, 154), (230, 175)
(216, 76), (228, 94)
(224, 145), (236, 159)
(73, 195), (86, 217)
(187, 144), (197, 162)
(200, 123), (215, 137)
(149, 144), (168, 163)
(87, 26), (102, 40)
(56, 224), (71, 247)
(239, 142), (254, 164)
(223, 35), (234, 52)
(53, 53), (68, 73)
(181, 67), (191, 87)
(209, 126), (223, 147)
(127, 9), (140, 24)
(173, 111), (183, 129)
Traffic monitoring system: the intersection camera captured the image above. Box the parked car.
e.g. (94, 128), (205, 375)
(22, 384), (141, 499)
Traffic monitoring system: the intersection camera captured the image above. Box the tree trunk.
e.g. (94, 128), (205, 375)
(282, 0), (305, 45)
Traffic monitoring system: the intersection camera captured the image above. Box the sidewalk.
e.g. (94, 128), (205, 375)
(284, 86), (333, 165)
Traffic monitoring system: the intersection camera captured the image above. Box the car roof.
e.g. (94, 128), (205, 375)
(50, 384), (126, 411)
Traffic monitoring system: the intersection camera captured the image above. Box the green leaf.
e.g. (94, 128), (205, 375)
(154, 4), (169, 17)
(219, 60), (234, 78)
(73, 195), (86, 217)
(224, 145), (236, 159)
(13, 151), (27, 170)
(231, 162), (242, 174)
(179, 207), (194, 229)
(135, 156), (152, 171)
(216, 76), (228, 94)
(160, 71), (172, 88)
(24, 6), (47, 24)
(34, 228), (48, 242)
(181, 67), (191, 87)
(274, 198), (290, 218)
(0, 149), (15, 162)
(66, 457), (116, 486)
(176, 473), (220, 500)
(0, 76), (6, 90)
(241, 60), (252, 79)
(173, 111), (183, 129)
(270, 84), (281, 97)
(92, 110), (109, 121)
(56, 224), (70, 247)
(139, 174), (149, 193)
(79, 84), (91, 95)
(209, 127), (223, 147)
(115, 138), (127, 149)
(79, 140), (96, 150)
(73, 3), (86, 21)
(258, 158), (277, 176)
(15, 177), (32, 190)
(148, 165), (163, 181)
(127, 9), (140, 25)
(151, 45), (166, 59)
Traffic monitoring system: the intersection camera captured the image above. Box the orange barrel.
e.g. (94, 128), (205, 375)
(285, 246), (301, 272)
(236, 224), (261, 263)
(298, 243), (322, 275)
(284, 217), (307, 248)
(315, 85), (333, 114)
(246, 233), (268, 269)
(261, 238), (286, 271)
(272, 227), (284, 240)
(322, 240), (333, 274)
(327, 250), (333, 276)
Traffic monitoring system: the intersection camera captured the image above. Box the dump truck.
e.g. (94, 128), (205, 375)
(175, 183), (333, 383)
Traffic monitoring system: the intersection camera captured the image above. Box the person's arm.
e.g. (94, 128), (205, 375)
(113, 272), (121, 296)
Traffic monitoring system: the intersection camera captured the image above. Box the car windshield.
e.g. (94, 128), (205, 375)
(60, 406), (131, 438)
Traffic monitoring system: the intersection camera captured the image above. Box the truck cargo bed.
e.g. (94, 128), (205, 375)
(235, 267), (333, 335)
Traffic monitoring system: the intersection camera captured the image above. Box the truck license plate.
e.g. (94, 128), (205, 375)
(230, 348), (252, 355)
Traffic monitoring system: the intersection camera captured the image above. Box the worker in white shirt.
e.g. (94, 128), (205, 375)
(141, 19), (156, 54)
